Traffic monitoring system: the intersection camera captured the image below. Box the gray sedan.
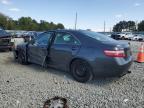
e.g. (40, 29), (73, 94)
(14, 30), (133, 82)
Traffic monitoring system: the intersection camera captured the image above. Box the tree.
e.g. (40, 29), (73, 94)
(56, 23), (64, 29)
(18, 17), (33, 30)
(0, 13), (7, 29)
(49, 22), (56, 30)
(6, 18), (15, 30)
(113, 23), (123, 32)
(0, 12), (65, 31)
(138, 21), (144, 31)
(29, 20), (39, 31)
(113, 21), (136, 32)
(39, 20), (50, 31)
(127, 21), (136, 31)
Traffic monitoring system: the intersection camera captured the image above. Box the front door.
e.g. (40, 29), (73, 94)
(49, 32), (81, 69)
(28, 32), (53, 65)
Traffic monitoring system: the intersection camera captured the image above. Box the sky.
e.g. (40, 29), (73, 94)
(0, 0), (144, 31)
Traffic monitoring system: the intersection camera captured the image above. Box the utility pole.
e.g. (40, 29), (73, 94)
(104, 21), (106, 33)
(75, 12), (77, 30)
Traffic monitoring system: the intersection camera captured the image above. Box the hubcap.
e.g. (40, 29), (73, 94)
(75, 64), (86, 77)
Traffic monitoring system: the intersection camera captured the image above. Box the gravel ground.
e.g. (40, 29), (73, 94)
(0, 41), (144, 108)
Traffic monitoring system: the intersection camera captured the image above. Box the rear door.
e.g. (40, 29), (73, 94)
(28, 32), (53, 65)
(49, 32), (81, 69)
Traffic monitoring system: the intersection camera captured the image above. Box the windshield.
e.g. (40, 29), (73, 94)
(80, 30), (115, 42)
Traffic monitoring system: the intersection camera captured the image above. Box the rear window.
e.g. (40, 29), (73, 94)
(80, 30), (115, 42)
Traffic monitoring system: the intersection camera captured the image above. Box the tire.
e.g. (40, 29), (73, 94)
(17, 50), (28, 65)
(13, 51), (17, 60)
(70, 59), (93, 83)
(122, 36), (125, 40)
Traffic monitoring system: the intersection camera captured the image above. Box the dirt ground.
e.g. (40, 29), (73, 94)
(0, 41), (144, 108)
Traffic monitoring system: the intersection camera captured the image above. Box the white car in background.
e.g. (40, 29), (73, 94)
(11, 37), (25, 50)
(130, 34), (144, 41)
(117, 32), (134, 40)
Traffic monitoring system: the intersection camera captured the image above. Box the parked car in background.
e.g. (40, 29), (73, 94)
(23, 31), (38, 37)
(11, 36), (25, 50)
(130, 34), (144, 41)
(117, 32), (134, 40)
(14, 30), (133, 82)
(111, 34), (121, 40)
(0, 29), (12, 51)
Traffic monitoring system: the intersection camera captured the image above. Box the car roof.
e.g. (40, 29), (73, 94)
(45, 29), (83, 33)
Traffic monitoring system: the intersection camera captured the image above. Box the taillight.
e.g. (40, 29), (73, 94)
(104, 50), (126, 58)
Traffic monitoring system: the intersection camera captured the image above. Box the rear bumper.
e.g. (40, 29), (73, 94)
(91, 56), (133, 78)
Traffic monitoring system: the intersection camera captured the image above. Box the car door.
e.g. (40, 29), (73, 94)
(28, 32), (53, 65)
(49, 32), (81, 69)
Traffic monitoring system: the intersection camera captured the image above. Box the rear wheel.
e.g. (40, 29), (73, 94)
(17, 50), (28, 65)
(71, 59), (93, 83)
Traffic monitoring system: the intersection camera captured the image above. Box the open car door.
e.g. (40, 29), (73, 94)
(28, 32), (54, 65)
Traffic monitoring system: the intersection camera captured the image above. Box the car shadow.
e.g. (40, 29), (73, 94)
(29, 63), (74, 80)
(7, 56), (123, 86)
(23, 63), (122, 86)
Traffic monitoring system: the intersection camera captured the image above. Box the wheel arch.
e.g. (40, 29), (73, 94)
(69, 57), (94, 75)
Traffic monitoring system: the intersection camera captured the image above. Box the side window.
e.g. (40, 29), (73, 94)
(36, 32), (52, 45)
(54, 33), (80, 45)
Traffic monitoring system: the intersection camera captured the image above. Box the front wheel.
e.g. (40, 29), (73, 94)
(121, 36), (125, 40)
(71, 60), (93, 83)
